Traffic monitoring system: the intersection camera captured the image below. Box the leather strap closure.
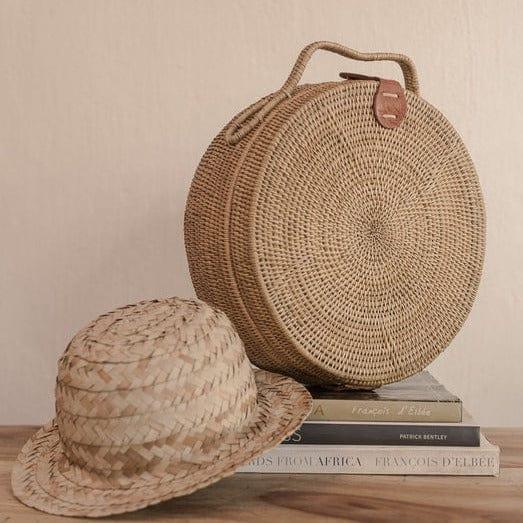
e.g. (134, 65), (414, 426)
(339, 72), (380, 82)
(340, 73), (407, 129)
(373, 79), (406, 129)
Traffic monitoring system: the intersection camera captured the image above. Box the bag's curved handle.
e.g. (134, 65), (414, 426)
(225, 41), (419, 145)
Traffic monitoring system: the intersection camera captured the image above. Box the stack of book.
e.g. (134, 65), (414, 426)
(240, 372), (499, 475)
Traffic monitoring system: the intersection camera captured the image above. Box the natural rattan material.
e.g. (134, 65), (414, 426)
(11, 298), (312, 517)
(184, 41), (485, 388)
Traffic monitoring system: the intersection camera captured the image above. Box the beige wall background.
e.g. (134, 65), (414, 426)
(1, 0), (522, 426)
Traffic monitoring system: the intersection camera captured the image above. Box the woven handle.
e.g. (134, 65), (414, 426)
(225, 41), (419, 145)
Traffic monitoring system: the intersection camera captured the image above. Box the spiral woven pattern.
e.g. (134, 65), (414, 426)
(185, 80), (485, 387)
(12, 298), (312, 517)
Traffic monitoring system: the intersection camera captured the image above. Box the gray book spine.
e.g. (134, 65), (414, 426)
(282, 421), (480, 446)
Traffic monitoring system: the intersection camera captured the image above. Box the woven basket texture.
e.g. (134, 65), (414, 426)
(184, 41), (485, 388)
(11, 298), (312, 517)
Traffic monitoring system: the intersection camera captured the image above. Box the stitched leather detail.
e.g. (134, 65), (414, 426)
(373, 79), (406, 129)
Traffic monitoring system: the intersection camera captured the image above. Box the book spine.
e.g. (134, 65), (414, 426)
(238, 445), (499, 476)
(309, 399), (462, 423)
(282, 422), (480, 447)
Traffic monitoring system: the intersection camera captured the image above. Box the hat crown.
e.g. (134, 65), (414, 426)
(55, 298), (258, 475)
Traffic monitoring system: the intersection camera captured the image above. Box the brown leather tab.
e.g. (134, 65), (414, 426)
(339, 72), (380, 81)
(373, 79), (406, 129)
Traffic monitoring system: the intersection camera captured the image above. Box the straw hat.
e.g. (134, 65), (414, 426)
(12, 298), (312, 517)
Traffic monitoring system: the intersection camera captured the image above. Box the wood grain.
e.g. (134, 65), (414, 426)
(0, 427), (521, 522)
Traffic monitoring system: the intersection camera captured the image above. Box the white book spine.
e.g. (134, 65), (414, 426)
(238, 439), (500, 476)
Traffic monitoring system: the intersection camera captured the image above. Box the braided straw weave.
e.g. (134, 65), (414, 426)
(185, 41), (485, 387)
(11, 298), (312, 517)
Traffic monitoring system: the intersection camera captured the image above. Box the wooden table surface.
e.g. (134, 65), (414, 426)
(0, 427), (522, 523)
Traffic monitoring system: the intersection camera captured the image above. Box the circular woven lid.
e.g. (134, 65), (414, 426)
(185, 42), (485, 387)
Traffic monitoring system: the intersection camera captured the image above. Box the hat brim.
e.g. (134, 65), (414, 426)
(12, 369), (311, 517)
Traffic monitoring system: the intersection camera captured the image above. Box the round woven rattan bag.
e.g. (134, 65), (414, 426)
(185, 41), (485, 388)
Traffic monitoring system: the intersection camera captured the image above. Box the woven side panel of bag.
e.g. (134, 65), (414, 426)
(185, 41), (485, 387)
